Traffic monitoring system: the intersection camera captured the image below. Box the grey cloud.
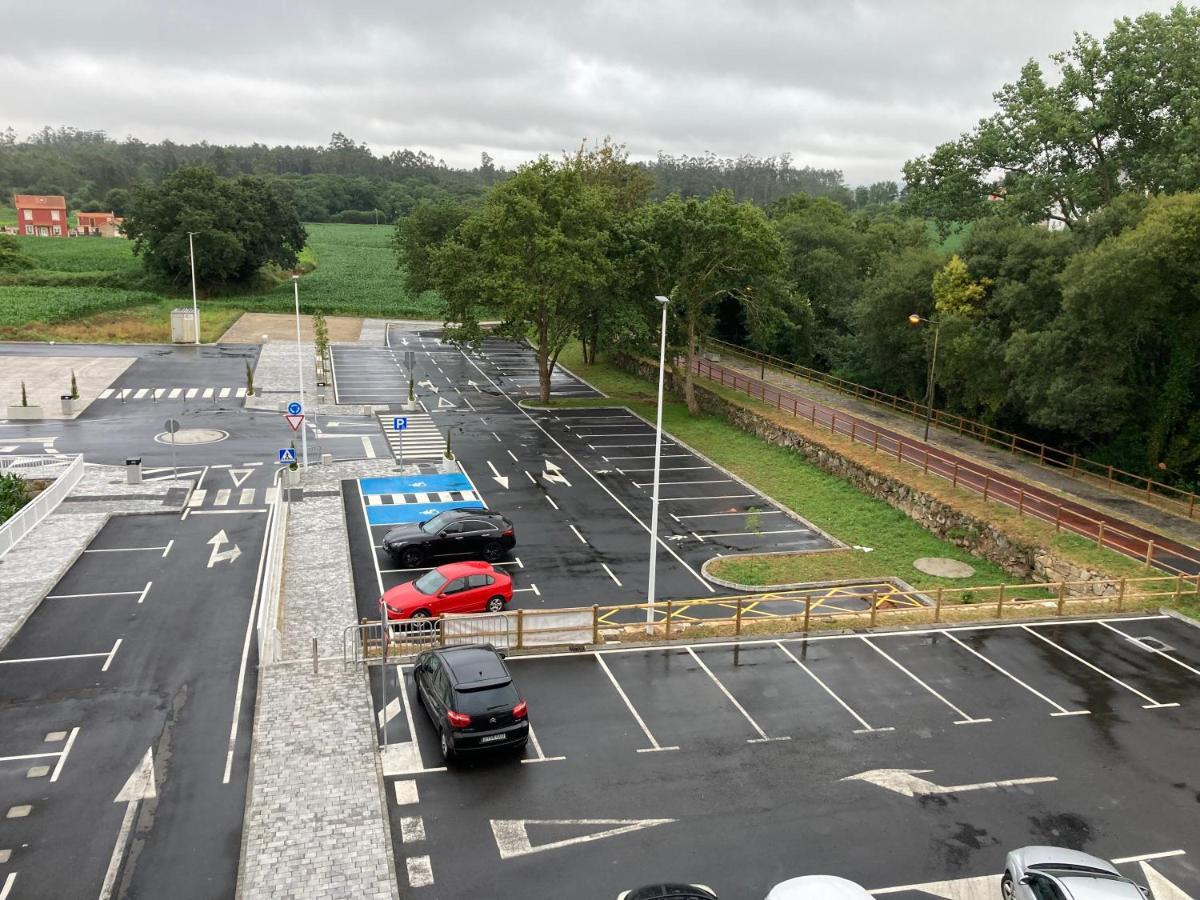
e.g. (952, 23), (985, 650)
(1, 0), (1181, 183)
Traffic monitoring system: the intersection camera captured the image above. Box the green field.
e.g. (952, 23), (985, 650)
(0, 223), (442, 341)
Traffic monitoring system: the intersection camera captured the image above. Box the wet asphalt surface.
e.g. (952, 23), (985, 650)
(378, 615), (1200, 899)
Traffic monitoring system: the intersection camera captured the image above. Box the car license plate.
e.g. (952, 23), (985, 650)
(479, 733), (506, 743)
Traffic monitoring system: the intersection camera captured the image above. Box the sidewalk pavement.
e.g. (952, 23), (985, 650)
(715, 355), (1200, 547)
(238, 459), (399, 900)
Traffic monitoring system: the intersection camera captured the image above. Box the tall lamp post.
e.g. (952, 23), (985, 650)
(908, 313), (941, 442)
(293, 275), (309, 469)
(186, 231), (200, 345)
(646, 295), (671, 631)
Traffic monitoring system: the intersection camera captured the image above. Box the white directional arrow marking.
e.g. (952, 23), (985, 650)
(228, 468), (253, 488)
(871, 875), (997, 899)
(418, 380), (439, 394)
(206, 529), (243, 568)
(842, 768), (1057, 797)
(1141, 861), (1196, 899)
(490, 818), (675, 860)
(487, 461), (509, 489)
(101, 748), (157, 899)
(467, 380), (482, 393)
(542, 460), (571, 487)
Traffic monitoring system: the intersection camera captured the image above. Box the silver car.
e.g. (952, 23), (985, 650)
(1002, 846), (1149, 899)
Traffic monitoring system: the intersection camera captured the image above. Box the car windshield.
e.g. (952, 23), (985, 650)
(413, 571), (447, 595)
(455, 682), (519, 715)
(420, 512), (452, 534)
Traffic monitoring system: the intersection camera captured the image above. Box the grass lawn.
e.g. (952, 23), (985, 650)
(551, 343), (1039, 596)
(0, 223), (442, 342)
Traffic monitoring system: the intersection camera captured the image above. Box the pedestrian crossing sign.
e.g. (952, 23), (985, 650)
(278, 447), (297, 463)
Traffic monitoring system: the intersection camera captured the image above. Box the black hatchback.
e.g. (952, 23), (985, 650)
(413, 644), (529, 760)
(382, 508), (516, 569)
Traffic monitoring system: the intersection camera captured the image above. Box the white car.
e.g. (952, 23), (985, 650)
(766, 875), (873, 899)
(1002, 846), (1149, 899)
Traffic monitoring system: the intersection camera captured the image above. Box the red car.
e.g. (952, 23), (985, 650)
(381, 561), (513, 620)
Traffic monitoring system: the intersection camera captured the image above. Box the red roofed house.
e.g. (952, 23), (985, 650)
(13, 194), (68, 238)
(77, 211), (124, 238)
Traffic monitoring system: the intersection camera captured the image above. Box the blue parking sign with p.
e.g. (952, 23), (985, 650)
(278, 447), (297, 463)
(392, 416), (409, 431)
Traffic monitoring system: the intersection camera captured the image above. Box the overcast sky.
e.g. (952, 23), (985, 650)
(2, 0), (1181, 184)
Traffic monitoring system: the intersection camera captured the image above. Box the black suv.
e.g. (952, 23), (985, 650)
(413, 644), (528, 760)
(382, 508), (516, 568)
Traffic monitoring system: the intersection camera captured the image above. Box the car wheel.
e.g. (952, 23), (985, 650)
(482, 540), (503, 561)
(486, 595), (505, 612)
(440, 729), (455, 761)
(1000, 872), (1014, 899)
(400, 547), (425, 569)
(411, 608), (431, 619)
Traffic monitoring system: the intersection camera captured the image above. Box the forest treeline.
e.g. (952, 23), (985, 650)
(0, 127), (892, 222)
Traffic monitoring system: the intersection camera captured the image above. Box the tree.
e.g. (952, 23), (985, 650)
(0, 234), (34, 272)
(432, 157), (614, 403)
(630, 191), (792, 414)
(121, 166), (306, 287)
(393, 199), (472, 295)
(932, 254), (989, 315)
(904, 5), (1200, 230)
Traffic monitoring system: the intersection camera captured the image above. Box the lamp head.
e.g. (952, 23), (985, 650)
(655, 295), (670, 306)
(292, 275), (300, 282)
(908, 314), (922, 326)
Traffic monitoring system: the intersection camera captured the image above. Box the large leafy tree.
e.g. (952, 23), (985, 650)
(122, 166), (306, 286)
(630, 191), (792, 414)
(904, 5), (1200, 230)
(393, 199), (472, 295)
(433, 157), (614, 403)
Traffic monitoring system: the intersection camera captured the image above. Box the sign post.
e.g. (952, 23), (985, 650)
(392, 416), (408, 469)
(288, 400), (307, 471)
(163, 418), (180, 482)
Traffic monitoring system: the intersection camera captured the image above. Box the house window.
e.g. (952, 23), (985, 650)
(51, 210), (60, 221)
(25, 224), (33, 235)
(53, 226), (62, 236)
(23, 209), (32, 221)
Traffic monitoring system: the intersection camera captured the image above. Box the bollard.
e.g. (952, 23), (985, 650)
(1117, 577), (1126, 612)
(1144, 540), (1155, 567)
(803, 597), (812, 633)
(735, 597), (743, 636)
(312, 637), (318, 674)
(516, 609), (525, 649)
(592, 605), (600, 646)
(934, 587), (943, 623)
(996, 584), (1006, 618)
(1057, 582), (1066, 616)
(665, 601), (674, 640)
(869, 592), (878, 627)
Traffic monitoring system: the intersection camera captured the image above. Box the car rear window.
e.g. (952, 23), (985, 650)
(455, 682), (519, 715)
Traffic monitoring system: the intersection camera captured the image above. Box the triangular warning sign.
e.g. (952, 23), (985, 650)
(490, 818), (674, 860)
(114, 747), (156, 803)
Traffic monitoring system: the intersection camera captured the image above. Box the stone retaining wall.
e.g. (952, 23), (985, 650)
(614, 354), (1117, 595)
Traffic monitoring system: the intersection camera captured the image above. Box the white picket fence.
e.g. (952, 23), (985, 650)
(0, 454), (85, 558)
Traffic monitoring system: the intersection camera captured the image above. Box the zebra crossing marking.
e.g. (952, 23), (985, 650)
(376, 411), (444, 462)
(96, 387), (246, 401)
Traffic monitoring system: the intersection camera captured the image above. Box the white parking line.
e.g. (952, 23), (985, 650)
(659, 494), (757, 502)
(687, 647), (790, 743)
(601, 564), (622, 586)
(0, 644), (117, 668)
(544, 495), (559, 510)
(520, 724), (565, 765)
(49, 726), (80, 782)
(631, 479), (731, 488)
(1022, 625), (1179, 709)
(1, 872), (13, 899)
(620, 466), (713, 473)
(861, 637), (992, 724)
(359, 483), (386, 597)
(84, 546), (170, 554)
(703, 528), (809, 538)
(102, 639), (122, 672)
(775, 641), (893, 734)
(1098, 620), (1200, 678)
(674, 510), (785, 520)
(938, 630), (1090, 716)
(47, 583), (150, 600)
(594, 653), (678, 752)
(569, 524), (587, 544)
(602, 454), (690, 461)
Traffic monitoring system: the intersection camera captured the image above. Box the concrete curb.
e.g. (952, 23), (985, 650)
(698, 563), (926, 599)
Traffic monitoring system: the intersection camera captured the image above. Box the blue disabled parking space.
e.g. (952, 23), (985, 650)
(358, 472), (484, 526)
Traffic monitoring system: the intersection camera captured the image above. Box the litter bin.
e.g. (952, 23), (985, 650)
(125, 458), (142, 485)
(61, 394), (75, 415)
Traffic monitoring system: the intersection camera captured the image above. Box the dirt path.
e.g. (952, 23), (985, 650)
(218, 312), (363, 343)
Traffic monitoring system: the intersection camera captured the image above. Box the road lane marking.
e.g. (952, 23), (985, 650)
(520, 724), (565, 765)
(775, 641), (893, 733)
(861, 637), (991, 724)
(658, 494), (756, 502)
(843, 767), (1056, 797)
(1098, 620), (1200, 678)
(406, 856), (434, 887)
(593, 653), (678, 752)
(393, 780), (419, 805)
(400, 816), (426, 842)
(569, 524), (587, 544)
(703, 528), (810, 538)
(1021, 625), (1178, 709)
(137, 581), (152, 604)
(84, 546), (170, 554)
(938, 630), (1089, 716)
(215, 488), (231, 506)
(49, 726), (80, 782)
(686, 647), (790, 743)
(490, 818), (676, 860)
(620, 466), (713, 473)
(46, 587), (146, 599)
(189, 508), (267, 515)
(675, 510), (785, 520)
(0, 873), (14, 900)
(361, 435), (376, 458)
(103, 639), (122, 672)
(632, 479), (731, 488)
(600, 564), (622, 586)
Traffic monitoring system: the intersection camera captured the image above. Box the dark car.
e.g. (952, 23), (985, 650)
(618, 886), (717, 900)
(413, 644), (528, 760)
(382, 508), (515, 568)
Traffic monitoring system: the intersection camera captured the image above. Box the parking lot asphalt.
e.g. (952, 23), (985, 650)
(373, 613), (1200, 899)
(337, 328), (874, 627)
(0, 506), (266, 899)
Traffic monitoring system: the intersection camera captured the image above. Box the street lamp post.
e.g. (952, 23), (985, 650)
(908, 313), (941, 442)
(186, 231), (200, 345)
(293, 276), (309, 470)
(646, 295), (671, 631)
